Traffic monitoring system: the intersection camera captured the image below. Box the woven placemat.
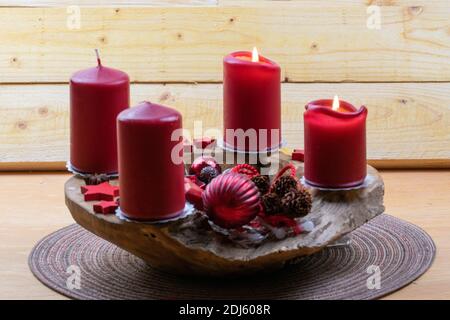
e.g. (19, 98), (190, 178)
(29, 214), (435, 300)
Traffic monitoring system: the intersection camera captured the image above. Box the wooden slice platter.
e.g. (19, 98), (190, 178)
(65, 152), (385, 277)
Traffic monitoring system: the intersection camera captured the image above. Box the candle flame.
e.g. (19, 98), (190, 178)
(332, 95), (340, 111)
(252, 47), (259, 62)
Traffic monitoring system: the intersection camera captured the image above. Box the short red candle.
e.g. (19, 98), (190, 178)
(70, 56), (129, 174)
(303, 99), (368, 188)
(223, 50), (281, 152)
(117, 102), (185, 220)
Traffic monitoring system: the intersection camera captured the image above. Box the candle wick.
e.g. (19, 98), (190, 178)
(95, 49), (102, 67)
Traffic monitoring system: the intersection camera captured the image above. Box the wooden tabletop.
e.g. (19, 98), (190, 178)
(0, 170), (449, 300)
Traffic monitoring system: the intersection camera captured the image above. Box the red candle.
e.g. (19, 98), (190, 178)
(223, 48), (281, 152)
(70, 51), (129, 174)
(304, 96), (368, 188)
(117, 101), (185, 220)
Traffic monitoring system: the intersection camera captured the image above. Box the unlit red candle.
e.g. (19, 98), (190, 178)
(117, 101), (185, 220)
(303, 98), (368, 188)
(70, 53), (129, 174)
(223, 50), (281, 152)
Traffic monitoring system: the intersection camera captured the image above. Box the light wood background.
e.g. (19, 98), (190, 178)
(0, 0), (449, 169)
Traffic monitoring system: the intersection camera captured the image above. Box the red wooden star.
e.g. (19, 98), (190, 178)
(292, 149), (305, 162)
(193, 137), (216, 149)
(93, 200), (118, 214)
(184, 177), (204, 210)
(81, 182), (119, 201)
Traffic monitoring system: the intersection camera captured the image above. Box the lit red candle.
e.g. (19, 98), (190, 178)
(223, 48), (281, 152)
(70, 50), (129, 174)
(117, 101), (185, 220)
(304, 96), (368, 188)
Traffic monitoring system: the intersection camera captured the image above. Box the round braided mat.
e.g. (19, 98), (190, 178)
(29, 214), (435, 300)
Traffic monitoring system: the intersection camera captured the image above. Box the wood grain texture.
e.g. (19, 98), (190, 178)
(0, 1), (448, 83)
(0, 82), (448, 169)
(1, 0), (420, 6)
(0, 170), (448, 299)
(0, 0), (218, 7)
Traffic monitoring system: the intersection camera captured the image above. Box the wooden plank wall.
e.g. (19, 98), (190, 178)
(0, 0), (449, 170)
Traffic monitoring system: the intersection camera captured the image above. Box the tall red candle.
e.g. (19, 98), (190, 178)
(223, 49), (281, 152)
(70, 53), (129, 175)
(303, 98), (368, 188)
(117, 101), (185, 220)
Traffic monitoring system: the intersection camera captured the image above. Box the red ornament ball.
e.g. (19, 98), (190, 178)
(189, 156), (221, 177)
(202, 173), (261, 229)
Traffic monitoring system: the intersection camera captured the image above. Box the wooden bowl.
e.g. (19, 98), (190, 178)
(65, 152), (384, 277)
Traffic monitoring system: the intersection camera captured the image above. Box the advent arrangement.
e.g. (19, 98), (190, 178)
(65, 48), (382, 276)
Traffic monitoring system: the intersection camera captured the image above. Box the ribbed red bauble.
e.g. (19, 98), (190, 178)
(202, 173), (261, 229)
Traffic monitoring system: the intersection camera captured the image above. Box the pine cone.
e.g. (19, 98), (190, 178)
(251, 175), (270, 195)
(198, 166), (219, 184)
(280, 188), (312, 217)
(83, 173), (109, 185)
(272, 175), (298, 196)
(261, 193), (282, 215)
